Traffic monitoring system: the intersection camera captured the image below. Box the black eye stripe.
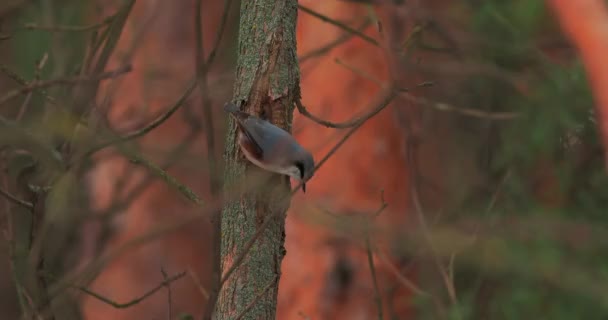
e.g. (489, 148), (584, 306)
(295, 162), (305, 178)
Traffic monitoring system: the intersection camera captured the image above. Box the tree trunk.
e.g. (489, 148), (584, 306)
(216, 1), (300, 319)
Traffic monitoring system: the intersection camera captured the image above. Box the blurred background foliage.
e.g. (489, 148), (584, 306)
(408, 0), (608, 319)
(1, 0), (608, 319)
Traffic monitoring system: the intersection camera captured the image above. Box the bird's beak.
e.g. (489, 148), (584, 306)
(302, 183), (306, 193)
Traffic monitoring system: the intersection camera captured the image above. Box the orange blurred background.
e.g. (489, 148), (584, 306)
(79, 1), (417, 319)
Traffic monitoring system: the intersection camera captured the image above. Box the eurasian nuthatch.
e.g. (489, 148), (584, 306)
(224, 102), (315, 192)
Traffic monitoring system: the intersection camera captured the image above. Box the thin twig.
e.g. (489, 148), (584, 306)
(401, 94), (520, 120)
(93, 128), (203, 220)
(0, 65), (132, 106)
(298, 4), (380, 47)
(366, 236), (383, 320)
(299, 19), (372, 63)
(411, 178), (458, 305)
(233, 276), (278, 320)
(53, 214), (203, 300)
(83, 77), (198, 157)
(73, 271), (185, 309)
(195, 1), (223, 318)
(202, 0), (234, 70)
(0, 64), (57, 105)
(406, 120), (460, 307)
(365, 198), (388, 320)
(22, 15), (115, 32)
(0, 187), (33, 209)
(295, 81), (429, 129)
(127, 152), (204, 207)
(376, 250), (429, 297)
(221, 88), (398, 286)
(39, 95), (204, 307)
(160, 268), (173, 320)
(0, 115), (65, 169)
(187, 268), (210, 300)
(335, 58), (386, 87)
(17, 53), (48, 121)
(335, 58), (519, 120)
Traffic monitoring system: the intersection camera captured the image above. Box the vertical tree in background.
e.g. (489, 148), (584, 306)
(216, 0), (300, 318)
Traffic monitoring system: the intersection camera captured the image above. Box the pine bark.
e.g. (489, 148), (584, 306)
(216, 0), (300, 319)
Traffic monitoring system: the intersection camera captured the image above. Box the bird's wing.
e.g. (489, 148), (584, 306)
(242, 118), (299, 163)
(235, 119), (264, 157)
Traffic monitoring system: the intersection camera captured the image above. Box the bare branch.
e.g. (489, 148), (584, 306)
(201, 0), (234, 71)
(400, 93), (520, 121)
(195, 1), (224, 318)
(22, 15), (115, 32)
(298, 19), (372, 63)
(0, 64), (57, 105)
(16, 53), (49, 121)
(160, 268), (173, 320)
(365, 198), (388, 320)
(84, 77), (198, 157)
(295, 81), (430, 129)
(127, 152), (204, 207)
(73, 271), (186, 309)
(335, 58), (520, 120)
(376, 250), (430, 297)
(298, 4), (381, 47)
(0, 115), (64, 169)
(187, 268), (210, 300)
(0, 187), (33, 209)
(0, 65), (132, 106)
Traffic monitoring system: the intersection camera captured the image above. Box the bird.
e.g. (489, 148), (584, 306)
(224, 102), (315, 192)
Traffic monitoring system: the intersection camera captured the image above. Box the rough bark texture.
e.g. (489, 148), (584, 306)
(217, 1), (300, 319)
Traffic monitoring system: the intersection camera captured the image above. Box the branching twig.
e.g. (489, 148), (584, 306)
(0, 65), (132, 106)
(365, 197), (388, 320)
(22, 15), (115, 32)
(187, 268), (210, 300)
(0, 187), (33, 209)
(411, 174), (459, 306)
(0, 115), (64, 169)
(335, 58), (519, 120)
(295, 81), (429, 129)
(93, 128), (203, 220)
(376, 250), (429, 297)
(335, 58), (386, 87)
(405, 114), (460, 307)
(401, 94), (520, 120)
(195, 0), (223, 318)
(366, 236), (383, 320)
(73, 271), (185, 309)
(17, 53), (48, 121)
(83, 77), (198, 157)
(298, 4), (380, 47)
(127, 152), (204, 207)
(0, 64), (57, 105)
(201, 0), (234, 71)
(299, 19), (372, 63)
(160, 268), (173, 320)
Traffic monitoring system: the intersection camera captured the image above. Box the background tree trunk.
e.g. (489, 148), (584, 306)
(216, 0), (300, 319)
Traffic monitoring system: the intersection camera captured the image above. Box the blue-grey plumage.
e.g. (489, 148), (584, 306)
(224, 102), (315, 192)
